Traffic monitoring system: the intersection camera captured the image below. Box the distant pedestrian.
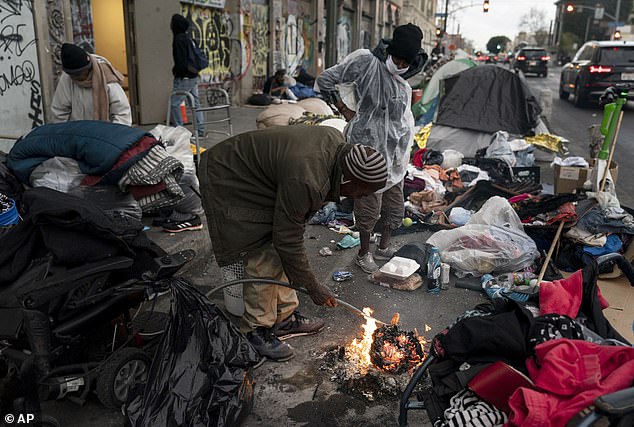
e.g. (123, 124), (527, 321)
(169, 14), (205, 137)
(316, 23), (425, 274)
(51, 43), (131, 125)
(263, 69), (298, 101)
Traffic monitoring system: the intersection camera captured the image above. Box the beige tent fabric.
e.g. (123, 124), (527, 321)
(256, 104), (306, 129)
(297, 98), (333, 115)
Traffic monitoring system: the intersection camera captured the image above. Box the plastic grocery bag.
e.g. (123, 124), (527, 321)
(149, 125), (196, 174)
(30, 157), (85, 192)
(428, 197), (537, 276)
(125, 278), (262, 427)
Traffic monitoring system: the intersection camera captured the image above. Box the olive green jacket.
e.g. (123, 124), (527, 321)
(198, 125), (351, 291)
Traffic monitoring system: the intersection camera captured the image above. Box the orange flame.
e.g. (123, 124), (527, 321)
(345, 307), (378, 374)
(346, 308), (428, 374)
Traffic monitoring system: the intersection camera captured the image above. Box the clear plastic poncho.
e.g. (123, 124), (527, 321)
(315, 50), (415, 190)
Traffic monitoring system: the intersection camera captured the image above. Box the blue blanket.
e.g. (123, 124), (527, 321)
(7, 121), (149, 183)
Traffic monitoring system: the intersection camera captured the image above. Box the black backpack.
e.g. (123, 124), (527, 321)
(187, 40), (209, 73)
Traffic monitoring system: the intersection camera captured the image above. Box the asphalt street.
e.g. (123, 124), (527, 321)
(523, 65), (634, 207)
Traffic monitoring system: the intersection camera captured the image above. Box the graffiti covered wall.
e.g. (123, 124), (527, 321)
(0, 0), (43, 143)
(337, 13), (352, 63)
(251, 3), (268, 78)
(182, 3), (244, 82)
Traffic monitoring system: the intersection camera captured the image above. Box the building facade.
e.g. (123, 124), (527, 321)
(0, 0), (437, 148)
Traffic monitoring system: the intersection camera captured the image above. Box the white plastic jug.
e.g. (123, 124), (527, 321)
(223, 284), (245, 317)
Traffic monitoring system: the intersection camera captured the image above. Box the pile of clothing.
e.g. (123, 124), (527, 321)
(425, 263), (633, 426)
(6, 121), (187, 219)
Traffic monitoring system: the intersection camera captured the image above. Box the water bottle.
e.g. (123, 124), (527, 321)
(427, 247), (441, 294)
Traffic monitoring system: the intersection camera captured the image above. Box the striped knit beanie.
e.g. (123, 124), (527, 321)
(344, 144), (388, 184)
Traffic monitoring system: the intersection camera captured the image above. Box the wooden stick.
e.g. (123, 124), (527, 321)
(600, 110), (624, 193)
(537, 220), (565, 284)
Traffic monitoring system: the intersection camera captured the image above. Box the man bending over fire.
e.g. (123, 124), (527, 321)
(199, 126), (387, 361)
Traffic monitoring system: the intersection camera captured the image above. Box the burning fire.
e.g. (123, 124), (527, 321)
(345, 308), (429, 375)
(345, 308), (377, 374)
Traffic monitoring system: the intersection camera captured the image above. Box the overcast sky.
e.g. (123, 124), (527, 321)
(443, 0), (558, 50)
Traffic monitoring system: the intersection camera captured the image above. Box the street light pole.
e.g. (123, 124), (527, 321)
(584, 15), (592, 42)
(443, 0), (450, 33)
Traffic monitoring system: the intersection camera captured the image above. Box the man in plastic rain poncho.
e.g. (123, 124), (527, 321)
(199, 126), (388, 361)
(315, 23), (426, 274)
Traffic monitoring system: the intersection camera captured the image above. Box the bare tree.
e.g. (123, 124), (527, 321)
(519, 7), (548, 33)
(534, 30), (549, 47)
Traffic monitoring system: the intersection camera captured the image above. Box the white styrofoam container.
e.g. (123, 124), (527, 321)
(379, 256), (420, 279)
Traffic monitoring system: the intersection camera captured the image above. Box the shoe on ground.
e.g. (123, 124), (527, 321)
(374, 246), (396, 260)
(162, 215), (203, 233)
(356, 252), (378, 273)
(273, 311), (325, 340)
(247, 327), (294, 361)
(152, 216), (175, 227)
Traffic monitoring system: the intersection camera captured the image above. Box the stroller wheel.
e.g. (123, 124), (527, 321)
(96, 347), (151, 409)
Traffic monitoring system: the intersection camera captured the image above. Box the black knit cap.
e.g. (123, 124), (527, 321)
(61, 43), (91, 74)
(386, 24), (423, 63)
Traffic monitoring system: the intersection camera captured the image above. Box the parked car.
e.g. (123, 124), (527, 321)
(512, 47), (550, 77)
(560, 40), (634, 107)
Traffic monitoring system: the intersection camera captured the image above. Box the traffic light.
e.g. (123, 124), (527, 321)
(614, 30), (622, 40)
(565, 3), (575, 13)
(435, 27), (442, 37)
(483, 1), (490, 13)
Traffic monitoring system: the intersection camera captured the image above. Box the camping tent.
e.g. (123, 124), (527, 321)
(413, 57), (477, 125)
(435, 65), (541, 135)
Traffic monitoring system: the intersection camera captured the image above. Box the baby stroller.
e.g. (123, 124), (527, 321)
(399, 253), (634, 427)
(0, 188), (195, 422)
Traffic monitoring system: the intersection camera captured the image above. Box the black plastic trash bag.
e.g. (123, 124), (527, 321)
(125, 278), (262, 427)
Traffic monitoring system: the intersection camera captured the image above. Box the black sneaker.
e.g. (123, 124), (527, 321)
(247, 327), (295, 361)
(162, 215), (203, 233)
(272, 311), (325, 340)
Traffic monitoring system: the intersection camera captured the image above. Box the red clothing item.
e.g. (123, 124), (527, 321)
(539, 270), (609, 317)
(412, 149), (425, 169)
(82, 136), (159, 186)
(507, 339), (634, 426)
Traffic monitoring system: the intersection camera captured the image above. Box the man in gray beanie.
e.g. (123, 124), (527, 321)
(199, 125), (387, 361)
(316, 23), (426, 274)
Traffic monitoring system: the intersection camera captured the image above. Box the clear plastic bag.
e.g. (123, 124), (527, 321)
(149, 125), (196, 174)
(428, 197), (537, 276)
(29, 157), (85, 192)
(486, 131), (516, 167)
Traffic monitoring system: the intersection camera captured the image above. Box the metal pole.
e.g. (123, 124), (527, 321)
(548, 20), (553, 47)
(556, 1), (565, 47)
(443, 0), (450, 32)
(616, 0), (622, 23)
(325, 0), (338, 68)
(584, 16), (591, 42)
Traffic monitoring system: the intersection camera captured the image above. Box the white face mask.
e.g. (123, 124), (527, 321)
(386, 55), (409, 76)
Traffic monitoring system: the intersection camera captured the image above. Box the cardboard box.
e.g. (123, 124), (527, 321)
(554, 160), (618, 194)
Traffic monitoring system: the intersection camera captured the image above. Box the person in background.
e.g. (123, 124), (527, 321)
(169, 14), (205, 137)
(263, 69), (299, 101)
(51, 43), (131, 125)
(199, 126), (388, 361)
(315, 23), (425, 274)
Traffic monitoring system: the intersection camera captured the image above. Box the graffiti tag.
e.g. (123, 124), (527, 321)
(0, 59), (35, 96)
(0, 22), (35, 56)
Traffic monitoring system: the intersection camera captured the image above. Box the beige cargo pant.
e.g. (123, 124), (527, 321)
(240, 244), (299, 334)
